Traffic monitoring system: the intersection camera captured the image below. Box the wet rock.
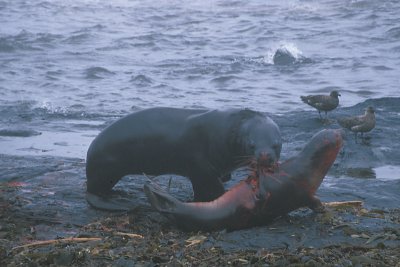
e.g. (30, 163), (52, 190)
(376, 242), (386, 249)
(274, 258), (291, 266)
(273, 48), (296, 65)
(115, 258), (136, 267)
(0, 239), (11, 260)
(152, 254), (170, 264)
(53, 250), (75, 266)
(350, 255), (374, 266)
(301, 255), (311, 263)
(304, 259), (319, 267)
(337, 258), (353, 267)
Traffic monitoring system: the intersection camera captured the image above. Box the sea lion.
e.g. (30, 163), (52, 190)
(301, 91), (341, 119)
(86, 107), (282, 207)
(144, 129), (343, 231)
(338, 106), (375, 142)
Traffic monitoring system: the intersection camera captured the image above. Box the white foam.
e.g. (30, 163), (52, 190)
(37, 101), (69, 115)
(373, 165), (400, 181)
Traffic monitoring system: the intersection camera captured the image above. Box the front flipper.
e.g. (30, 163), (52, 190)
(86, 192), (139, 212)
(307, 195), (325, 213)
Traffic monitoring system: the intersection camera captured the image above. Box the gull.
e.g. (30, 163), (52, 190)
(337, 106), (376, 142)
(301, 91), (340, 119)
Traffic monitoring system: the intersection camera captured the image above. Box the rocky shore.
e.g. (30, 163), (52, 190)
(1, 154), (399, 266)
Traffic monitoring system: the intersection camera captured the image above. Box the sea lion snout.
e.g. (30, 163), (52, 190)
(256, 151), (279, 172)
(309, 129), (343, 149)
(323, 129), (344, 150)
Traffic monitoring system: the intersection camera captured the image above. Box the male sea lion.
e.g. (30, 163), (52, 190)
(301, 91), (341, 119)
(144, 129), (343, 231)
(86, 107), (282, 207)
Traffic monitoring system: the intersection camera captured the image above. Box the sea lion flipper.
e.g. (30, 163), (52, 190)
(307, 196), (325, 213)
(85, 192), (138, 212)
(144, 182), (180, 213)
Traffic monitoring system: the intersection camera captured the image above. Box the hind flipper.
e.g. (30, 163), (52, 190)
(143, 181), (181, 212)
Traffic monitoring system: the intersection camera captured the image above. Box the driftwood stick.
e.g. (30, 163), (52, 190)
(12, 237), (101, 251)
(324, 201), (363, 208)
(114, 232), (144, 238)
(12, 231), (143, 251)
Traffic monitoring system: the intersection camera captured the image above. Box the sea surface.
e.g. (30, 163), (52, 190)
(1, 0), (399, 220)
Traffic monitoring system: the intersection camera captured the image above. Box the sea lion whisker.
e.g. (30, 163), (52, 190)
(267, 173), (283, 184)
(235, 154), (254, 159)
(234, 155), (253, 164)
(234, 156), (255, 167)
(235, 154), (256, 161)
(236, 160), (258, 175)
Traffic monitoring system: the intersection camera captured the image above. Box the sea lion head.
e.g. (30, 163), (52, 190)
(238, 112), (282, 173)
(298, 129), (343, 193)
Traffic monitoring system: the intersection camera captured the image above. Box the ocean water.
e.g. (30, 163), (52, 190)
(1, 0), (399, 211)
(1, 0), (400, 116)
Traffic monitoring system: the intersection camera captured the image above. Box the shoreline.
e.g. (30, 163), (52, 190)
(1, 197), (399, 266)
(1, 153), (399, 266)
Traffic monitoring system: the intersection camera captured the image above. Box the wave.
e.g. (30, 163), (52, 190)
(99, 33), (177, 51)
(0, 128), (41, 137)
(84, 66), (115, 79)
(130, 74), (153, 86)
(210, 75), (241, 84)
(63, 33), (93, 45)
(0, 100), (119, 126)
(0, 31), (41, 53)
(386, 26), (400, 39)
(0, 30), (63, 53)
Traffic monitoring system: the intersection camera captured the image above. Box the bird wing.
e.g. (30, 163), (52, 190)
(301, 95), (323, 107)
(350, 116), (375, 133)
(338, 115), (364, 129)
